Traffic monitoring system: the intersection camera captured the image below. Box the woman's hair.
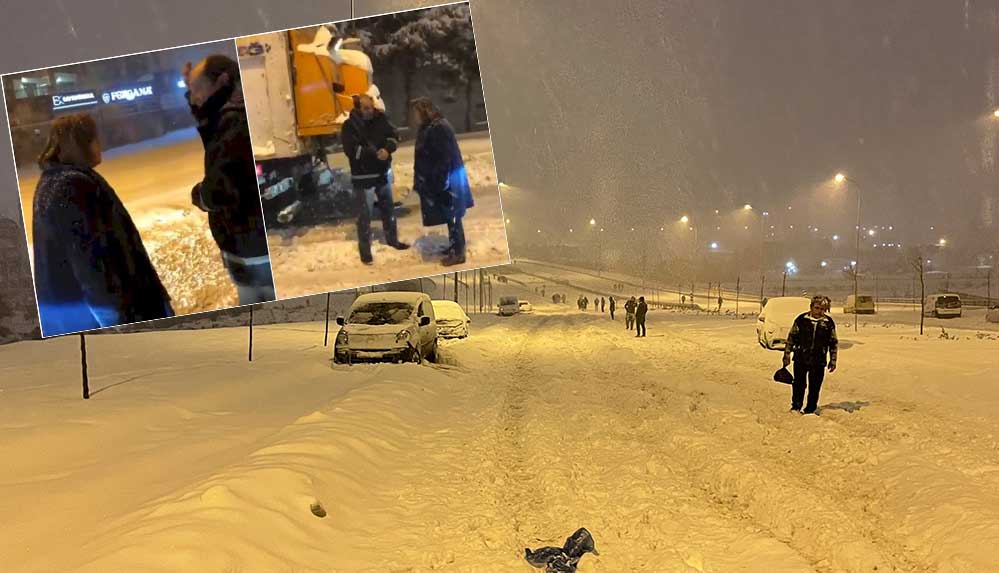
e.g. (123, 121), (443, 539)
(37, 113), (99, 169)
(409, 96), (442, 124)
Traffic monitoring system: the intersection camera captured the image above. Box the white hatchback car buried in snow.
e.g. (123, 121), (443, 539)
(757, 296), (812, 350)
(518, 300), (534, 314)
(431, 299), (470, 339)
(334, 292), (438, 364)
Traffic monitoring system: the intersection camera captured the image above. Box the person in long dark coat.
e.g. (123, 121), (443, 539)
(185, 55), (275, 304)
(410, 97), (474, 267)
(31, 113), (173, 337)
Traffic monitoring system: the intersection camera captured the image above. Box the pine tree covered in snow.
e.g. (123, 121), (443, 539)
(346, 5), (480, 129)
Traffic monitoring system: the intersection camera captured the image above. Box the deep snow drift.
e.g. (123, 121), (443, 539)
(1, 262), (999, 571)
(265, 132), (510, 298)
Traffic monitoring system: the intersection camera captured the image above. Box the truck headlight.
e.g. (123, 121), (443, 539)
(396, 330), (411, 344)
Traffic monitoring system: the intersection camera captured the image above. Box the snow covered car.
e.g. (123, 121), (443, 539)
(431, 300), (470, 339)
(498, 296), (520, 316)
(924, 294), (962, 318)
(843, 294), (876, 314)
(334, 292), (438, 364)
(518, 300), (534, 314)
(757, 296), (812, 350)
(987, 305), (999, 323)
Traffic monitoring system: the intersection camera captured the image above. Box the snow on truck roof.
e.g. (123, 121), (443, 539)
(352, 292), (430, 306)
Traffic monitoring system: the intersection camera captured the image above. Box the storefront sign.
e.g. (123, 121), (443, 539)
(51, 91), (98, 111)
(101, 85), (154, 104)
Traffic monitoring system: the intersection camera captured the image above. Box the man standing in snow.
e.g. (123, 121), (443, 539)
(185, 55), (275, 304)
(625, 296), (637, 330)
(609, 296), (616, 320)
(782, 296), (838, 414)
(342, 94), (410, 265)
(635, 296), (649, 337)
(601, 297), (606, 313)
(718, 294), (723, 312)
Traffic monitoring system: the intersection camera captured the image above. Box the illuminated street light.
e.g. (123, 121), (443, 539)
(835, 172), (846, 184)
(821, 261), (828, 267)
(505, 218), (511, 224)
(680, 215), (689, 224)
(710, 242), (719, 250)
(868, 229), (876, 236)
(939, 238), (947, 246)
(833, 234), (839, 240)
(993, 109), (999, 118)
(743, 204), (753, 210)
(590, 218), (596, 226)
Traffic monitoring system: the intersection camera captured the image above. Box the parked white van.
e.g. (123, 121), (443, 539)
(924, 294), (962, 318)
(844, 294), (876, 314)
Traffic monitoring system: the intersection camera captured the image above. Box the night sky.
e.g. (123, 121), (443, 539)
(461, 0), (999, 252)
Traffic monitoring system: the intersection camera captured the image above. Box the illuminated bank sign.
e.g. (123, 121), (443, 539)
(51, 92), (98, 111)
(102, 85), (154, 104)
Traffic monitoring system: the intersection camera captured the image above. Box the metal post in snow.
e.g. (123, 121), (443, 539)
(248, 305), (254, 362)
(736, 276), (741, 315)
(80, 333), (89, 400)
(324, 292), (331, 347)
(782, 271), (787, 297)
(759, 273), (765, 312)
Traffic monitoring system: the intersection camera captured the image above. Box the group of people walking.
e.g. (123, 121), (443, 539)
(342, 94), (473, 268)
(575, 293), (648, 337)
(31, 54), (273, 337)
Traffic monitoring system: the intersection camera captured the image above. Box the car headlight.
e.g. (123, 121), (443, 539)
(396, 330), (411, 344)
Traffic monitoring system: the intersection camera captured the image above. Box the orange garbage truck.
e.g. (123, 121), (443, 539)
(237, 25), (402, 227)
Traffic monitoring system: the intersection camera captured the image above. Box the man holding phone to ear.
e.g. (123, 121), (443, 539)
(341, 94), (410, 265)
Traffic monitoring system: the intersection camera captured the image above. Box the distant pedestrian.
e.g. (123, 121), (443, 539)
(609, 296), (616, 320)
(783, 296), (838, 415)
(552, 293), (559, 304)
(625, 296), (637, 330)
(718, 294), (723, 312)
(601, 297), (606, 313)
(682, 294), (687, 305)
(635, 296), (649, 337)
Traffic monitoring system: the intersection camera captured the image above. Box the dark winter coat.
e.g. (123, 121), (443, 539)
(189, 91), (269, 258)
(414, 117), (474, 227)
(32, 164), (172, 336)
(636, 301), (649, 320)
(609, 298), (616, 310)
(624, 299), (637, 314)
(341, 109), (399, 187)
(784, 312), (839, 366)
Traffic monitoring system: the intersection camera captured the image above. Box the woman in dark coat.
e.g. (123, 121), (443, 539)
(410, 97), (474, 267)
(31, 113), (172, 337)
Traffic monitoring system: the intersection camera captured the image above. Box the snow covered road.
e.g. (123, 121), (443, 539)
(2, 277), (999, 570)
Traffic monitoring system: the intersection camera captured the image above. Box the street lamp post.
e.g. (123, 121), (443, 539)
(835, 172), (862, 332)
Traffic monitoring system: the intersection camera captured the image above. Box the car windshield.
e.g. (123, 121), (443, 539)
(857, 296), (873, 303)
(348, 302), (413, 325)
(500, 297), (518, 305)
(433, 303), (465, 321)
(936, 296), (960, 309)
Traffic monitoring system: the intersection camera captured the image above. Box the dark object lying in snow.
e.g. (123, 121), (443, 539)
(773, 366), (794, 385)
(525, 527), (599, 572)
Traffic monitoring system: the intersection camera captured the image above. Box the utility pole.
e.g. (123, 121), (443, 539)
(782, 271), (787, 297)
(80, 334), (89, 400)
